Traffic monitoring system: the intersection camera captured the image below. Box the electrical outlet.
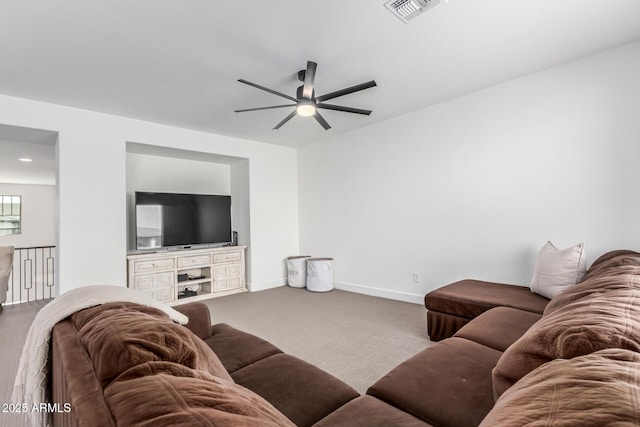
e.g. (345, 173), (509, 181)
(412, 272), (420, 283)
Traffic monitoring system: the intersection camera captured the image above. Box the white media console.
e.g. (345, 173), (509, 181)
(126, 246), (247, 304)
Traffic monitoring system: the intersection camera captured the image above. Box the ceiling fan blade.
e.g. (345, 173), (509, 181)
(273, 110), (297, 130)
(313, 111), (331, 130)
(316, 80), (377, 102)
(238, 79), (298, 102)
(316, 103), (372, 116)
(302, 61), (317, 99)
(235, 104), (296, 113)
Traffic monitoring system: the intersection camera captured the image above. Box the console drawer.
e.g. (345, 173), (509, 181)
(134, 258), (175, 273)
(213, 251), (242, 264)
(177, 254), (211, 268)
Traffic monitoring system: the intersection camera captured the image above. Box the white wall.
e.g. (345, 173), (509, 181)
(0, 96), (299, 295)
(127, 153), (231, 195)
(298, 40), (640, 303)
(0, 183), (55, 248)
(230, 160), (252, 283)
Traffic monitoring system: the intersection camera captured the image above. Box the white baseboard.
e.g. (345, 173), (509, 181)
(248, 279), (286, 292)
(334, 281), (424, 305)
(246, 279), (424, 305)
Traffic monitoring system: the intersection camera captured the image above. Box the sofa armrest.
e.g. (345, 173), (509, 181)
(173, 302), (213, 339)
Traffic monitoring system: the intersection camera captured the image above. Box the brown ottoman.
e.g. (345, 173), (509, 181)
(424, 280), (549, 341)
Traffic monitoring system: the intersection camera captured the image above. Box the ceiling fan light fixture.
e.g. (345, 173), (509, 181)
(236, 60), (376, 130)
(296, 103), (316, 117)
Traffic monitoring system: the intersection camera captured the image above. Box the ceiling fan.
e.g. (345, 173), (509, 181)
(235, 61), (377, 130)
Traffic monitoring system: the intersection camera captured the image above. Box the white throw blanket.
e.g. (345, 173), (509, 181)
(12, 285), (189, 427)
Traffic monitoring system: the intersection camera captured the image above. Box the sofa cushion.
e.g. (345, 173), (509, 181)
(581, 249), (640, 282)
(72, 302), (231, 385)
(367, 337), (502, 427)
(454, 307), (542, 352)
(312, 396), (432, 427)
(481, 348), (640, 426)
(493, 273), (640, 397)
(104, 361), (294, 426)
(544, 249), (640, 316)
(425, 280), (549, 318)
(530, 241), (586, 298)
(232, 353), (359, 427)
(205, 323), (283, 374)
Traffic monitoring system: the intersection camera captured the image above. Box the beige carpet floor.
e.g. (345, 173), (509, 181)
(204, 286), (433, 393)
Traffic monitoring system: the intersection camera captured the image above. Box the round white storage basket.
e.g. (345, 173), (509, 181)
(306, 258), (334, 292)
(286, 256), (311, 288)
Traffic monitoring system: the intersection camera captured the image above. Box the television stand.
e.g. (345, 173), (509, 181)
(127, 246), (247, 304)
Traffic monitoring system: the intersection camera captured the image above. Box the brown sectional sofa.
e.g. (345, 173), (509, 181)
(50, 249), (640, 426)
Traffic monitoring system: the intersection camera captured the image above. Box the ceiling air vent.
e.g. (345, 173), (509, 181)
(384, 0), (442, 23)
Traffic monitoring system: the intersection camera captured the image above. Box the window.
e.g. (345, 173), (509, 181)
(0, 195), (21, 235)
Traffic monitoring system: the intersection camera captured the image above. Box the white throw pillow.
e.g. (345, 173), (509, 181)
(530, 241), (587, 299)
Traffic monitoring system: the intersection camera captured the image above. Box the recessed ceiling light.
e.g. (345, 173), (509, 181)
(19, 158), (33, 162)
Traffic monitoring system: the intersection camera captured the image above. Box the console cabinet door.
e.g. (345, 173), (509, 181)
(213, 263), (243, 292)
(133, 272), (175, 303)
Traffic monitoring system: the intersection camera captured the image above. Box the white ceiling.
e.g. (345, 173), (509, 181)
(0, 0), (640, 150)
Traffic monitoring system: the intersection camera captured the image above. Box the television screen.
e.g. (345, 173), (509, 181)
(135, 192), (232, 250)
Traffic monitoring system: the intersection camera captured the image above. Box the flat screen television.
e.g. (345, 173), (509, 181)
(135, 191), (232, 250)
